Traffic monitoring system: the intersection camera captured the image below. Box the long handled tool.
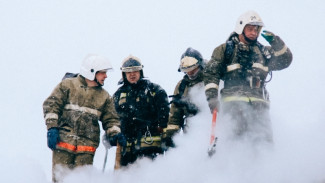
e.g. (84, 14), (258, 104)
(208, 109), (218, 157)
(114, 143), (122, 170)
(102, 134), (111, 172)
(102, 148), (109, 172)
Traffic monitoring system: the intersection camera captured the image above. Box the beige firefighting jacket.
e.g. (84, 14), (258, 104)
(166, 72), (203, 134)
(43, 75), (120, 154)
(204, 34), (293, 105)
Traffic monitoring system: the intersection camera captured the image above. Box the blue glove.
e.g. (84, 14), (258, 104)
(261, 30), (275, 43)
(47, 128), (59, 150)
(108, 133), (127, 148)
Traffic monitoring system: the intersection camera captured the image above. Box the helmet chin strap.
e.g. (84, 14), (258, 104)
(94, 78), (103, 86)
(243, 32), (257, 44)
(187, 68), (200, 80)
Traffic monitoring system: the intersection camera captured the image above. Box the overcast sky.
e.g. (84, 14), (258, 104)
(1, 0), (325, 183)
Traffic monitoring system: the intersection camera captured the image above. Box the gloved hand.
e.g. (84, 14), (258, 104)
(163, 128), (178, 139)
(161, 128), (176, 149)
(108, 133), (127, 148)
(47, 128), (59, 150)
(170, 95), (187, 108)
(208, 98), (219, 113)
(186, 103), (199, 115)
(170, 95), (198, 115)
(261, 30), (275, 43)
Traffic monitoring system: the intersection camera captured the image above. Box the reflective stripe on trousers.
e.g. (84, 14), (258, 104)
(56, 142), (96, 153)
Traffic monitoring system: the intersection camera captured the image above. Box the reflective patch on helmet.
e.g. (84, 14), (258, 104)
(180, 56), (199, 72)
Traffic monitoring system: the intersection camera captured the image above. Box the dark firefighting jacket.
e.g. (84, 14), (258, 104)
(113, 79), (169, 147)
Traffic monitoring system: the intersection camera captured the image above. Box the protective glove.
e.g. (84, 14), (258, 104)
(208, 98), (219, 113)
(161, 128), (176, 149)
(169, 95), (186, 107)
(170, 96), (198, 115)
(186, 103), (199, 115)
(163, 128), (178, 138)
(261, 30), (275, 43)
(108, 133), (127, 148)
(47, 128), (59, 150)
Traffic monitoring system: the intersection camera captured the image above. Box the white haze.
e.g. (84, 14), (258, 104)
(0, 0), (325, 183)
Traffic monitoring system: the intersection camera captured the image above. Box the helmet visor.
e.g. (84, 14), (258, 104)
(247, 21), (264, 27)
(121, 66), (143, 72)
(121, 58), (143, 72)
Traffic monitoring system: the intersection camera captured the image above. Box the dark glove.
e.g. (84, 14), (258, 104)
(261, 30), (275, 43)
(108, 133), (127, 148)
(208, 98), (219, 113)
(169, 94), (185, 107)
(186, 103), (199, 115)
(162, 127), (178, 148)
(161, 136), (175, 149)
(47, 128), (59, 150)
(170, 95), (198, 115)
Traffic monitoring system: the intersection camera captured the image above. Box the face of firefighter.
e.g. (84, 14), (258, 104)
(125, 71), (141, 84)
(242, 24), (259, 42)
(186, 67), (200, 80)
(95, 71), (107, 85)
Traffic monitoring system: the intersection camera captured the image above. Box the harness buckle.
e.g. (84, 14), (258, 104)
(248, 76), (261, 88)
(143, 126), (154, 145)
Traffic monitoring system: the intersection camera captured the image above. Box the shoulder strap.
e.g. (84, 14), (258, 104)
(62, 72), (78, 81)
(225, 40), (235, 61)
(255, 41), (272, 61)
(224, 39), (272, 64)
(178, 79), (189, 97)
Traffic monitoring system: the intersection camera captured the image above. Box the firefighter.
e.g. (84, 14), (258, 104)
(113, 55), (169, 167)
(163, 47), (205, 146)
(43, 54), (124, 182)
(204, 11), (293, 143)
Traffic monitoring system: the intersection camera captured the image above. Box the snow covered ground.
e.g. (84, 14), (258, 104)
(0, 0), (325, 182)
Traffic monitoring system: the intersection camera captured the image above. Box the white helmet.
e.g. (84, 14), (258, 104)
(80, 54), (113, 80)
(234, 10), (264, 35)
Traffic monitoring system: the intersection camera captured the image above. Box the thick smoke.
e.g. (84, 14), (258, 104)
(58, 84), (325, 183)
